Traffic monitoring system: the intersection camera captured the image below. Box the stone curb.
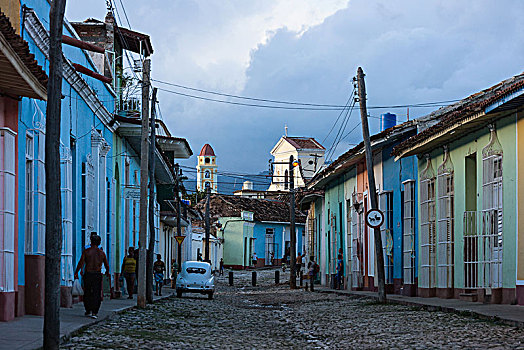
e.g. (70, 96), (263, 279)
(315, 289), (524, 329)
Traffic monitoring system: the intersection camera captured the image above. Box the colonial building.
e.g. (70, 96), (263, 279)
(196, 144), (218, 193)
(268, 136), (325, 192)
(306, 119), (419, 293)
(393, 72), (524, 305)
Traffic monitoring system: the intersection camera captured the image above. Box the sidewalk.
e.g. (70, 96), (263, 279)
(0, 288), (174, 350)
(316, 286), (524, 328)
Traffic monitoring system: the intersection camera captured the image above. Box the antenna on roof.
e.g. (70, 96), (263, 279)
(285, 124), (288, 137)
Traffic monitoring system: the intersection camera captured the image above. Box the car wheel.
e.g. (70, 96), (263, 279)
(176, 290), (182, 298)
(208, 292), (213, 300)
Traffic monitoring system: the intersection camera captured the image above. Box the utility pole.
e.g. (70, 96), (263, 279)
(204, 182), (211, 262)
(356, 67), (386, 302)
(289, 156), (297, 289)
(175, 164), (183, 272)
(44, 0), (66, 348)
(137, 58), (151, 308)
(146, 87), (158, 303)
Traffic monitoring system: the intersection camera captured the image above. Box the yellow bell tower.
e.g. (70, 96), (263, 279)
(196, 144), (218, 193)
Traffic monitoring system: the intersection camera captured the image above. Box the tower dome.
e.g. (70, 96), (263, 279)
(199, 144), (215, 156)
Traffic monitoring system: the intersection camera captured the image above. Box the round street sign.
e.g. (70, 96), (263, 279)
(365, 209), (384, 229)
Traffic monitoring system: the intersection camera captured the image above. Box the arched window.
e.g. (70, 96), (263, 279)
(205, 157), (210, 164)
(205, 170), (211, 179)
(284, 169), (289, 190)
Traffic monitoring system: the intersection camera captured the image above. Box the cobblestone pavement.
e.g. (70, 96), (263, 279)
(63, 269), (524, 349)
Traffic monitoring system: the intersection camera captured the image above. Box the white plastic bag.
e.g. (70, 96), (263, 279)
(72, 279), (84, 296)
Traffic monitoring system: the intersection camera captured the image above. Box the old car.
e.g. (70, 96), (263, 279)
(175, 261), (215, 299)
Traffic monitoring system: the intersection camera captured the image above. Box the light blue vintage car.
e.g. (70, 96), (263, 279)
(175, 261), (215, 299)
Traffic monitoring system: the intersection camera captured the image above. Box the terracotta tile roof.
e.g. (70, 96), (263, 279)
(392, 72), (524, 157)
(0, 11), (48, 88)
(196, 194), (306, 224)
(284, 137), (325, 150)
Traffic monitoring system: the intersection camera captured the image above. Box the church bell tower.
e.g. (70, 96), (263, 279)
(196, 144), (218, 193)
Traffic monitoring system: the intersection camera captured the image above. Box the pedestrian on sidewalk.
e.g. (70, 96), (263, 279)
(154, 254), (166, 296)
(307, 256), (318, 281)
(219, 258), (224, 276)
(295, 252), (306, 277)
(336, 254), (344, 289)
(121, 247), (136, 299)
(252, 252), (257, 268)
(74, 235), (109, 319)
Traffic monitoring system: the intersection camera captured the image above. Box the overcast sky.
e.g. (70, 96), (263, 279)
(66, 0), (524, 177)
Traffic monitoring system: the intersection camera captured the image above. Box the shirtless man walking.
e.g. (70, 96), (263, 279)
(74, 235), (109, 319)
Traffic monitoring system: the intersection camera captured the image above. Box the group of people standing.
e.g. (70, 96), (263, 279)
(120, 247), (166, 299)
(74, 233), (167, 319)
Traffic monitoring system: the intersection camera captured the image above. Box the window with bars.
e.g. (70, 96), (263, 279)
(82, 157), (95, 248)
(481, 144), (503, 289)
(351, 192), (364, 288)
(437, 150), (454, 289)
(307, 210), (316, 261)
(402, 180), (416, 284)
(35, 131), (46, 254)
(25, 133), (34, 254)
(0, 128), (16, 293)
(61, 147), (74, 286)
(464, 128), (504, 290)
(420, 157), (436, 289)
(379, 191), (394, 284)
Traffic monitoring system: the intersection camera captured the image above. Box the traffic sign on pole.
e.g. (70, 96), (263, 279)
(175, 236), (186, 245)
(365, 208), (384, 229)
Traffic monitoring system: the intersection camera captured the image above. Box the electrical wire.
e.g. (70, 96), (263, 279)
(321, 89), (354, 144)
(153, 78), (462, 110)
(157, 86), (458, 114)
(153, 78), (350, 108)
(325, 99), (356, 161)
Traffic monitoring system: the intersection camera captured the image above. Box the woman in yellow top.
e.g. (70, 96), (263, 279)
(121, 247), (136, 299)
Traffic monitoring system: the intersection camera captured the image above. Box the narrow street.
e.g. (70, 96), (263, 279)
(63, 269), (524, 349)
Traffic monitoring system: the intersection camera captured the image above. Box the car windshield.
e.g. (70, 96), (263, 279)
(186, 267), (207, 274)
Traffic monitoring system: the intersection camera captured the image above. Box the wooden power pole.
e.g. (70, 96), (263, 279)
(146, 87), (158, 303)
(356, 67), (386, 302)
(137, 58), (151, 308)
(44, 0), (67, 348)
(289, 156), (297, 289)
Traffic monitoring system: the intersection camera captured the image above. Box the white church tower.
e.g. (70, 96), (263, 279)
(196, 144), (218, 193)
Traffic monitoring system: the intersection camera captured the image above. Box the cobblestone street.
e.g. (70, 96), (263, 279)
(63, 269), (524, 349)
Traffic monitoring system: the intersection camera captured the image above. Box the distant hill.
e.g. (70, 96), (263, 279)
(184, 171), (271, 195)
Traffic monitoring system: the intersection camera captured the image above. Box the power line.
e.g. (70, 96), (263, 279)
(326, 100), (357, 161)
(157, 87), (346, 111)
(153, 78), (462, 110)
(153, 78), (348, 108)
(321, 89), (354, 144)
(117, 0), (131, 28)
(156, 86), (459, 113)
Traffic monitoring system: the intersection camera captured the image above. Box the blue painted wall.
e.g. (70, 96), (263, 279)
(253, 222), (304, 262)
(381, 143), (419, 281)
(17, 0), (117, 285)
